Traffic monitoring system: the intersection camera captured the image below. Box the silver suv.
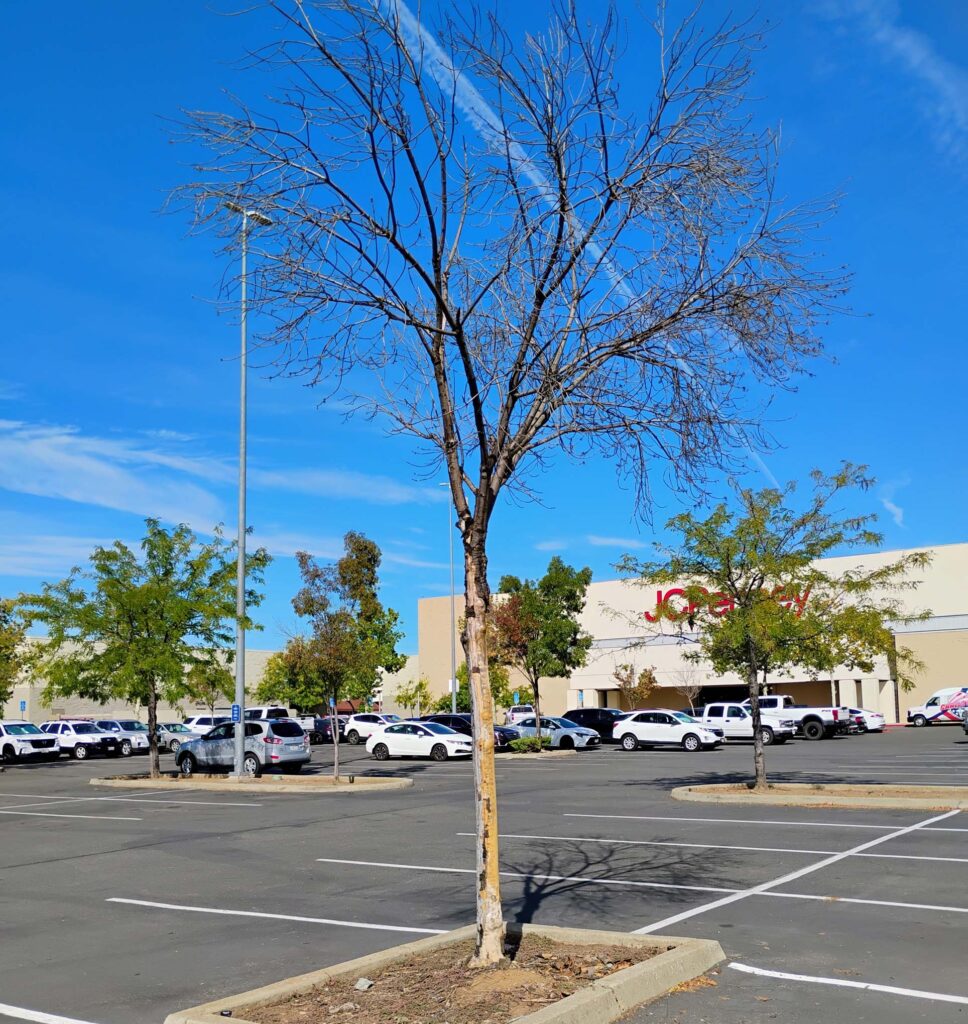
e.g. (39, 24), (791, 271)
(175, 720), (310, 777)
(95, 719), (151, 756)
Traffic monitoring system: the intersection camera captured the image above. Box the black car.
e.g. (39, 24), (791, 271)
(314, 715), (348, 742)
(416, 713), (520, 750)
(561, 707), (629, 742)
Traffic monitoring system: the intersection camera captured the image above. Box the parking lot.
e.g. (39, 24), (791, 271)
(1, 726), (965, 1024)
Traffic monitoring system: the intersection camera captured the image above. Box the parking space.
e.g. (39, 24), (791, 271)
(0, 726), (964, 1023)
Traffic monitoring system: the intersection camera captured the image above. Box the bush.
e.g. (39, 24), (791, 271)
(508, 736), (552, 753)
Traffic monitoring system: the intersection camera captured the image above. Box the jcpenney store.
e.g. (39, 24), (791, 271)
(412, 543), (968, 724)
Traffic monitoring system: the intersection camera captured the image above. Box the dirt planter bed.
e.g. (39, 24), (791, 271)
(163, 923), (723, 1024)
(494, 749), (577, 760)
(90, 772), (412, 795)
(672, 782), (968, 811)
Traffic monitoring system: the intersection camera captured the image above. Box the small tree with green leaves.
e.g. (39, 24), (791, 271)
(494, 558), (593, 747)
(613, 664), (659, 712)
(19, 519), (270, 776)
(186, 659), (235, 719)
(622, 465), (930, 789)
(435, 661), (514, 714)
(0, 599), (28, 715)
(255, 532), (404, 777)
(394, 675), (433, 717)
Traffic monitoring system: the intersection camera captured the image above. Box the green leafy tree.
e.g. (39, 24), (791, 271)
(494, 558), (593, 746)
(622, 465), (930, 789)
(394, 675), (433, 716)
(613, 664), (659, 712)
(436, 661), (514, 714)
(256, 533), (404, 775)
(19, 519), (270, 776)
(0, 598), (28, 714)
(186, 659), (235, 719)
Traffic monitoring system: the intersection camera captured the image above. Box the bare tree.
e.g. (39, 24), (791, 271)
(671, 666), (705, 712)
(176, 0), (846, 963)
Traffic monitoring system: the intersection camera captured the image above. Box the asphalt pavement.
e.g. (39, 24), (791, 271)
(0, 725), (965, 1024)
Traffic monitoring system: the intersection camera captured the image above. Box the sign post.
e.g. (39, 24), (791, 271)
(330, 697), (340, 781)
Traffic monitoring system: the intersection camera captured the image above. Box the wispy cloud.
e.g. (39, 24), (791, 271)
(252, 468), (446, 506)
(535, 539), (568, 552)
(250, 530), (344, 559)
(821, 0), (968, 161)
(0, 533), (111, 578)
(879, 475), (910, 528)
(586, 534), (647, 550)
(383, 552), (449, 570)
(143, 428), (197, 443)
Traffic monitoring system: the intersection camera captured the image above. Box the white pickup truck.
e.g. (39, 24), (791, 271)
(742, 695), (840, 740)
(244, 705), (322, 743)
(696, 703), (796, 746)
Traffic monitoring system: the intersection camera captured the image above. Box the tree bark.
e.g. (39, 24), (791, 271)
(147, 684), (160, 779)
(746, 667), (767, 790)
(463, 535), (505, 966)
(532, 677), (542, 751)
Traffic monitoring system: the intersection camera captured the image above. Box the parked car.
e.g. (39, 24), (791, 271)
(314, 715), (350, 742)
(175, 720), (311, 776)
(513, 716), (601, 749)
(95, 719), (150, 756)
(414, 712), (520, 750)
(344, 713), (402, 744)
(741, 695), (840, 740)
(244, 705), (321, 741)
(907, 687), (968, 727)
(615, 710), (721, 752)
(505, 704), (535, 725)
(182, 715), (232, 736)
(0, 720), (59, 762)
(844, 707), (885, 733)
(156, 722), (194, 752)
(366, 721), (473, 761)
(39, 720), (121, 759)
(696, 703), (795, 745)
(561, 707), (629, 742)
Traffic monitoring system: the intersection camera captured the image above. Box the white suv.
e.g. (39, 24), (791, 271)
(0, 721), (60, 763)
(183, 715), (231, 736)
(344, 713), (402, 745)
(39, 720), (122, 759)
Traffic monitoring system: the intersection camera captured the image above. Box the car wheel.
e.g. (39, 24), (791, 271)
(559, 735), (574, 750)
(802, 720), (825, 741)
(347, 730), (361, 745)
(911, 714), (927, 728)
(759, 727), (774, 746)
(169, 739), (182, 753)
(372, 743), (390, 761)
(310, 731), (323, 745)
(621, 733), (639, 751)
(856, 724), (868, 734)
(72, 744), (89, 760)
(681, 733), (701, 752)
(430, 743), (448, 762)
(242, 753), (262, 777)
(1, 744), (15, 764)
(119, 740), (132, 757)
(280, 764), (302, 775)
(178, 752), (197, 776)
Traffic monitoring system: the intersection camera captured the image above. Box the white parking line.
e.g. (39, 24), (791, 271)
(0, 1001), (103, 1024)
(565, 813), (968, 833)
(461, 831), (968, 865)
(106, 898), (446, 935)
(0, 792), (262, 808)
(315, 857), (734, 894)
(728, 962), (968, 1006)
(0, 809), (142, 821)
(765, 891), (968, 914)
(633, 809), (961, 934)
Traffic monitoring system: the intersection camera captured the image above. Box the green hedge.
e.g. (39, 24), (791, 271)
(508, 736), (553, 753)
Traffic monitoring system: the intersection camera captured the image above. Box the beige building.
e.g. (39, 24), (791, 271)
(412, 543), (968, 724)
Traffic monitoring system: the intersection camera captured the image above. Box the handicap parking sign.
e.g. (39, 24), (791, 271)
(231, 703), (241, 723)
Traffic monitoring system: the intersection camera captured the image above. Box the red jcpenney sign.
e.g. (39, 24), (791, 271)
(643, 587), (811, 623)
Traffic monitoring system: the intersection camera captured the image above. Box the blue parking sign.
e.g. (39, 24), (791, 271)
(20, 699), (27, 713)
(231, 703), (241, 723)
(513, 691), (520, 705)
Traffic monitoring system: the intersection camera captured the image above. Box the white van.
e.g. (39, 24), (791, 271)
(907, 687), (968, 727)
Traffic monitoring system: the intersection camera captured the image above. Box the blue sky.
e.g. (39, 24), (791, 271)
(1, 1), (965, 651)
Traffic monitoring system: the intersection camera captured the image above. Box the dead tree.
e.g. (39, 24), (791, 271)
(176, 0), (847, 964)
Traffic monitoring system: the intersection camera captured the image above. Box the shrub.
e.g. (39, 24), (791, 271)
(508, 736), (552, 753)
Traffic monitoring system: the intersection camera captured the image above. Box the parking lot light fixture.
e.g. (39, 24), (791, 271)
(224, 200), (272, 777)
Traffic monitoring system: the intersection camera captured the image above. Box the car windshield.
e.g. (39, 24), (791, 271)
(381, 715), (401, 723)
(542, 717), (566, 728)
(164, 724), (192, 733)
(671, 712), (698, 724)
(5, 724), (43, 736)
(422, 722), (457, 735)
(269, 721), (304, 737)
(73, 724), (102, 734)
(118, 720), (147, 731)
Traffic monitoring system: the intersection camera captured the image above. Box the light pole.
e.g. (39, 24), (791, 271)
(225, 201), (272, 777)
(440, 482), (458, 714)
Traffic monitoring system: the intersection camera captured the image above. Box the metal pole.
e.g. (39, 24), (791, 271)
(449, 499), (457, 714)
(233, 213), (249, 777)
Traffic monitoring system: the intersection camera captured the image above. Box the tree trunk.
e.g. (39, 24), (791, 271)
(747, 667), (767, 790)
(147, 685), (160, 779)
(533, 678), (542, 751)
(331, 689), (341, 782)
(463, 535), (505, 967)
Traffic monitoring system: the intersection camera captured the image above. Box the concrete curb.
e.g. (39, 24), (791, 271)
(495, 749), (577, 760)
(672, 782), (968, 811)
(162, 923), (723, 1024)
(90, 773), (413, 795)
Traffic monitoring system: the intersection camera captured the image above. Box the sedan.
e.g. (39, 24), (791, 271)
(615, 710), (721, 752)
(414, 713), (520, 750)
(845, 707), (885, 733)
(366, 721), (473, 761)
(157, 722), (194, 752)
(513, 716), (601, 749)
